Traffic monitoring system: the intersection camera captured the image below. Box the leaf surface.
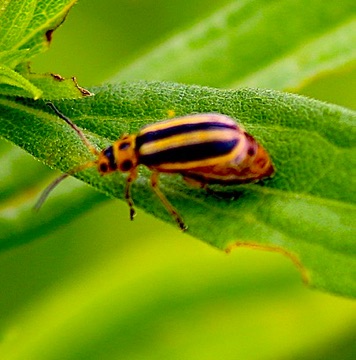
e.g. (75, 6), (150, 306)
(0, 82), (355, 297)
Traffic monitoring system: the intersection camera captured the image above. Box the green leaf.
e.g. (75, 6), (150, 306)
(0, 0), (86, 99)
(234, 18), (356, 91)
(0, 0), (77, 60)
(0, 63), (42, 98)
(111, 0), (356, 91)
(0, 82), (355, 297)
(0, 49), (31, 68)
(0, 71), (93, 99)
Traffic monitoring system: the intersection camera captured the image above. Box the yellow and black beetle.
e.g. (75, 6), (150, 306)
(37, 104), (274, 230)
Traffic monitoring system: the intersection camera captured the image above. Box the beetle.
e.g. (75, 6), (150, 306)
(36, 103), (275, 230)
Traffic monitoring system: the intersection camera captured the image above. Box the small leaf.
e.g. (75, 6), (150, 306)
(0, 63), (42, 98)
(0, 82), (355, 297)
(0, 49), (30, 67)
(0, 71), (93, 99)
(0, 0), (77, 60)
(0, 0), (81, 99)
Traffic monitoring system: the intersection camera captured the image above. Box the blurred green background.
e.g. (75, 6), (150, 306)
(1, 0), (355, 359)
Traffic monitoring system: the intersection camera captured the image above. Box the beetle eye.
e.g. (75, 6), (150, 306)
(103, 146), (114, 159)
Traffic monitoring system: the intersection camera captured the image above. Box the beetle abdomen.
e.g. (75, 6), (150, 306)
(136, 113), (274, 184)
(180, 130), (274, 185)
(136, 114), (244, 170)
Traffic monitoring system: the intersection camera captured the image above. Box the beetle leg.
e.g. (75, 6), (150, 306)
(183, 175), (236, 200)
(182, 175), (207, 189)
(182, 175), (220, 197)
(125, 169), (138, 220)
(150, 171), (187, 231)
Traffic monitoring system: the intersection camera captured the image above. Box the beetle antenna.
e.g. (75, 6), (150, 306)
(34, 161), (96, 211)
(47, 102), (99, 156)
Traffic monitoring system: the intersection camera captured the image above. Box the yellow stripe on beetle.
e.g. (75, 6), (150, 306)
(37, 106), (275, 230)
(139, 128), (239, 157)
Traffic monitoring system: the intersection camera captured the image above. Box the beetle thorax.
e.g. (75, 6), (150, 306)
(113, 135), (138, 172)
(97, 135), (138, 174)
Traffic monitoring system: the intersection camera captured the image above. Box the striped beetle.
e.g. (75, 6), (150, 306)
(37, 104), (274, 230)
